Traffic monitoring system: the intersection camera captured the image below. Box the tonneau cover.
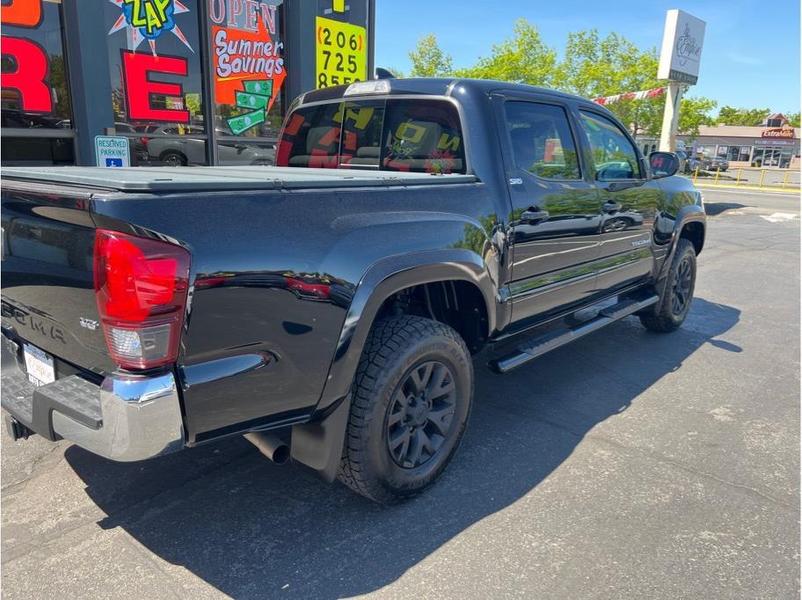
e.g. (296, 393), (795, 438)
(1, 166), (477, 193)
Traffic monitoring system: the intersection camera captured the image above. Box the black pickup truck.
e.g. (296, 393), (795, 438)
(1, 78), (705, 503)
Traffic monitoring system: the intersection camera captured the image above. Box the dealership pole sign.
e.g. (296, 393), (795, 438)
(657, 9), (705, 85)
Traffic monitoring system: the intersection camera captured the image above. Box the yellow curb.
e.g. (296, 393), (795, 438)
(693, 182), (801, 194)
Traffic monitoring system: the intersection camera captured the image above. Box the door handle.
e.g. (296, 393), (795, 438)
(521, 207), (549, 224)
(603, 201), (622, 213)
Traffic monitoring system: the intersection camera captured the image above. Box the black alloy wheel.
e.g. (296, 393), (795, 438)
(386, 360), (457, 469)
(671, 255), (694, 316)
(338, 315), (473, 504)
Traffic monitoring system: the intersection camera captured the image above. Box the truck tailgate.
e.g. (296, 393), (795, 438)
(1, 184), (114, 376)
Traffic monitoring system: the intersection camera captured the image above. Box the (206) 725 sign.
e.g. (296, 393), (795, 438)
(315, 16), (367, 88)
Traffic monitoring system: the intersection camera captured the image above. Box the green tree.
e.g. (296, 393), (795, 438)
(678, 96), (718, 138)
(715, 106), (771, 126)
(454, 20), (557, 87)
(404, 22), (718, 139)
(408, 34), (453, 77)
(556, 30), (663, 136)
(785, 112), (800, 127)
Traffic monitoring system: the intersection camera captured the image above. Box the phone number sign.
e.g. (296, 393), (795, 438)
(315, 16), (367, 88)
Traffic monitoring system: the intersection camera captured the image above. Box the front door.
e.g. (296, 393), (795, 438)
(499, 97), (603, 322)
(575, 109), (662, 292)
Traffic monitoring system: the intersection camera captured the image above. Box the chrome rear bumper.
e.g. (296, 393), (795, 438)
(2, 363), (184, 462)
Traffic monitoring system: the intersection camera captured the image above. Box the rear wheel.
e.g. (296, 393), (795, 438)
(338, 315), (473, 504)
(160, 150), (187, 167)
(639, 238), (697, 333)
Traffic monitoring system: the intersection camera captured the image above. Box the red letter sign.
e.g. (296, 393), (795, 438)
(1, 36), (52, 112)
(2, 0), (43, 28)
(121, 51), (190, 123)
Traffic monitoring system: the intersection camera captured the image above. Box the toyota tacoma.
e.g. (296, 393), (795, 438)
(1, 78), (705, 503)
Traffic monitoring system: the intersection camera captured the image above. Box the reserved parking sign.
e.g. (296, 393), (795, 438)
(94, 136), (130, 168)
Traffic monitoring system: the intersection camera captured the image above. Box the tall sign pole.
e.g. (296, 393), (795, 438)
(657, 9), (706, 151)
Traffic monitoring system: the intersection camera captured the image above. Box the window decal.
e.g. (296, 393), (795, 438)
(1, 36), (52, 113)
(2, 0), (43, 29)
(107, 0), (194, 56)
(210, 0), (285, 136)
(121, 50), (190, 122)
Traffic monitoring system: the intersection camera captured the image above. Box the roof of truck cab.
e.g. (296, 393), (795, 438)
(300, 77), (597, 107)
(0, 166), (478, 193)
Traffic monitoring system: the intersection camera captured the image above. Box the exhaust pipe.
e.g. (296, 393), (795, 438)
(244, 432), (290, 465)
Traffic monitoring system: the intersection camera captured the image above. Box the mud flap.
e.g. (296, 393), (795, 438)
(290, 395), (350, 482)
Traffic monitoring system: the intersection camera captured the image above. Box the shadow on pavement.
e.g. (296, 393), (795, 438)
(65, 297), (740, 599)
(703, 202), (746, 216)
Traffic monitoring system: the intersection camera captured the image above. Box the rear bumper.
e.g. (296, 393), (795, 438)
(2, 358), (184, 462)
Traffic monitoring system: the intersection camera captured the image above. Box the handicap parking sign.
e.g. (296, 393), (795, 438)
(94, 136), (130, 168)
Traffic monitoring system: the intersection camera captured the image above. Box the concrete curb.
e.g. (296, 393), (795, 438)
(694, 183), (801, 194)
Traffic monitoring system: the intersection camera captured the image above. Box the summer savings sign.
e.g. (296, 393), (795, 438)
(209, 0), (286, 135)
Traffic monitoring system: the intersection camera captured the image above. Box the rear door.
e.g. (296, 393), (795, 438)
(497, 95), (603, 322)
(575, 109), (662, 292)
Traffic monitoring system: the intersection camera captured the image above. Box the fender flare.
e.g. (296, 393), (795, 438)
(290, 248), (499, 481)
(657, 204), (706, 284)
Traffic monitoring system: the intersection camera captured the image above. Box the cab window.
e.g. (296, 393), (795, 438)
(579, 111), (641, 180)
(504, 102), (580, 180)
(382, 99), (466, 174)
(276, 98), (466, 174)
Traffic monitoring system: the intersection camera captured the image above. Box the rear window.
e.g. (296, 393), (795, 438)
(276, 98), (466, 174)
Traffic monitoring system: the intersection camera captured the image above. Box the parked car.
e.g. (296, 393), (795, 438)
(1, 78), (705, 503)
(142, 126), (275, 166)
(703, 156), (729, 172)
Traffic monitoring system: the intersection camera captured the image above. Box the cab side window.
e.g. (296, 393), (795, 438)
(579, 111), (641, 180)
(504, 101), (580, 180)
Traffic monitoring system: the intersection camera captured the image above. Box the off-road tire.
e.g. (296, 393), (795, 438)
(338, 315), (473, 504)
(639, 238), (697, 333)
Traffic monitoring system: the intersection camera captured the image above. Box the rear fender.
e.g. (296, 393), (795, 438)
(290, 248), (500, 481)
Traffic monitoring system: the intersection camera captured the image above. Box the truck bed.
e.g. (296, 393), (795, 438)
(1, 166), (477, 193)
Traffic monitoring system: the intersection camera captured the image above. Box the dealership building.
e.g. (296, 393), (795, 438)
(678, 114), (800, 169)
(1, 0), (375, 167)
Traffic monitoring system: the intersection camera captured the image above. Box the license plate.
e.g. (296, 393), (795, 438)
(23, 343), (55, 387)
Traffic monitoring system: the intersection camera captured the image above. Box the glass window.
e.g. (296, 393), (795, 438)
(1, 0), (72, 130)
(217, 139), (276, 166)
(579, 111), (641, 180)
(716, 145), (728, 158)
(383, 99), (465, 174)
(739, 146), (751, 162)
(504, 102), (580, 180)
(1, 136), (74, 166)
(277, 99), (466, 174)
(276, 101), (343, 168)
(209, 0), (285, 140)
(104, 0), (206, 131)
(339, 100), (384, 168)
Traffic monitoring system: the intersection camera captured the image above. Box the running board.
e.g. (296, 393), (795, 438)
(489, 294), (659, 374)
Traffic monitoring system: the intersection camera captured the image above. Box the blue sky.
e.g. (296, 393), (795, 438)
(375, 0), (801, 114)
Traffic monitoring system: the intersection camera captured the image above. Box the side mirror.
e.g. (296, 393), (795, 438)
(649, 151), (680, 179)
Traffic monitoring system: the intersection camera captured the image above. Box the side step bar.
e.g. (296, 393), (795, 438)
(489, 294), (659, 374)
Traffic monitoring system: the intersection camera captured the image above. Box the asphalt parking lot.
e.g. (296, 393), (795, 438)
(2, 187), (799, 599)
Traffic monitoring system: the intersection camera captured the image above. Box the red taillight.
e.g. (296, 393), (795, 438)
(94, 229), (190, 370)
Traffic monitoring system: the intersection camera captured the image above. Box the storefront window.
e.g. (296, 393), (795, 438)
(738, 146), (751, 162)
(104, 0), (207, 165)
(207, 0), (286, 164)
(1, 0), (74, 165)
